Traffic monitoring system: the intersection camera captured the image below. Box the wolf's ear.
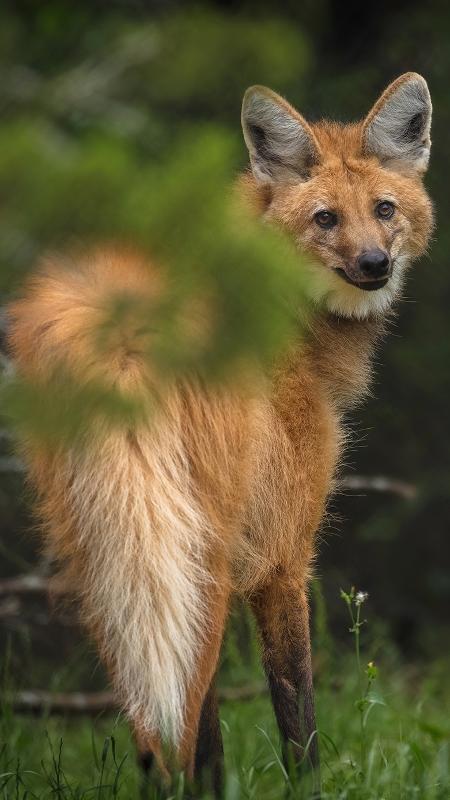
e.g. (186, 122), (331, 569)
(241, 86), (320, 183)
(362, 73), (432, 175)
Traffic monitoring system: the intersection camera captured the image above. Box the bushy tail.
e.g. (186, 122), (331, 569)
(7, 248), (214, 744)
(65, 421), (212, 744)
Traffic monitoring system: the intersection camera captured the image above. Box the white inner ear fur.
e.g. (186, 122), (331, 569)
(364, 76), (432, 174)
(242, 87), (318, 183)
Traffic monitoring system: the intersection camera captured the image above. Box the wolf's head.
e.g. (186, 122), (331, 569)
(241, 73), (433, 319)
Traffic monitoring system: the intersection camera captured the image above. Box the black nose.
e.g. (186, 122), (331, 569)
(358, 249), (391, 279)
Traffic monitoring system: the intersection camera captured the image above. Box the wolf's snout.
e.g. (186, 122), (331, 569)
(357, 249), (391, 280)
(335, 248), (393, 291)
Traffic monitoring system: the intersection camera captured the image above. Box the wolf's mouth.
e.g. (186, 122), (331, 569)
(335, 269), (389, 292)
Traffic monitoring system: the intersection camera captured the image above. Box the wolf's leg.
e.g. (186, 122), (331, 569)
(177, 574), (230, 799)
(250, 572), (320, 780)
(133, 727), (170, 797)
(194, 679), (224, 797)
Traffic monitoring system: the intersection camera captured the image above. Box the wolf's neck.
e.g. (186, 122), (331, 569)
(305, 312), (387, 409)
(273, 312), (387, 412)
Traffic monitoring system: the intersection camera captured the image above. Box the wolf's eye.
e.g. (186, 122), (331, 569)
(314, 210), (337, 229)
(376, 200), (395, 220)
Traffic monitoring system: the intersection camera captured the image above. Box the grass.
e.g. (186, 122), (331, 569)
(1, 592), (449, 799)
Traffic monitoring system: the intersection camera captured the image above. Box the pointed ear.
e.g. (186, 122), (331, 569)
(362, 73), (432, 175)
(241, 86), (320, 183)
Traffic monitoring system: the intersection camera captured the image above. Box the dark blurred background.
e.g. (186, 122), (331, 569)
(0, 0), (449, 689)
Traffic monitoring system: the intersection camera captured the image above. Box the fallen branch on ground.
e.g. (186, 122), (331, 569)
(338, 475), (416, 500)
(0, 574), (67, 596)
(0, 474), (416, 601)
(9, 683), (267, 715)
(0, 448), (418, 499)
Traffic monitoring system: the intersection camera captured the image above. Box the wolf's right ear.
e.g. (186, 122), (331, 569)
(241, 86), (320, 183)
(362, 73), (432, 175)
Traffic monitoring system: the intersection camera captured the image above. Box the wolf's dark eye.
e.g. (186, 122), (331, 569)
(376, 200), (395, 220)
(314, 210), (337, 229)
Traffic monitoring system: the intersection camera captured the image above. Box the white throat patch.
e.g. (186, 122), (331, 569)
(304, 256), (410, 320)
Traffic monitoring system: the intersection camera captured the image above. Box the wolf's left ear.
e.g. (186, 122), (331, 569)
(241, 86), (320, 183)
(362, 73), (432, 175)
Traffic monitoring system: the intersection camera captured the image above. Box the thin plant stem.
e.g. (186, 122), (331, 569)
(354, 602), (365, 769)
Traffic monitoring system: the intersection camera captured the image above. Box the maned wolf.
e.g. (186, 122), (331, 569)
(7, 73), (433, 794)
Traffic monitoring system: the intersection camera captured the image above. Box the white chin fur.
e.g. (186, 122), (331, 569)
(305, 258), (409, 320)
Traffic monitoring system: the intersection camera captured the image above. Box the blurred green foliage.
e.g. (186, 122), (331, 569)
(0, 8), (318, 437)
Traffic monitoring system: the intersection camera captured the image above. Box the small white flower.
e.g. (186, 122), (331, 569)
(355, 591), (368, 606)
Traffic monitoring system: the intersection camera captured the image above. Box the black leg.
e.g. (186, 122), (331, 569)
(250, 574), (320, 789)
(138, 750), (154, 799)
(136, 737), (169, 800)
(138, 752), (167, 799)
(193, 680), (224, 798)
